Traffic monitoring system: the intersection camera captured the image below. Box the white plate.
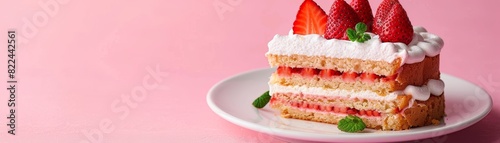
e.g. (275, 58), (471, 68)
(207, 68), (492, 142)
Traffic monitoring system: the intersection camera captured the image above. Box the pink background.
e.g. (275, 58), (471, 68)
(1, 0), (499, 142)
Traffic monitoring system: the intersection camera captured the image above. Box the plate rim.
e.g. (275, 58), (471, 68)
(207, 68), (493, 142)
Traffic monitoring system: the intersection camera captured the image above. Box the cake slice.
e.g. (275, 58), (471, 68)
(265, 0), (445, 131)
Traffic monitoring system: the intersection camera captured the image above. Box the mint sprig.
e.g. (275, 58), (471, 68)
(252, 91), (271, 108)
(337, 115), (366, 133)
(347, 22), (371, 43)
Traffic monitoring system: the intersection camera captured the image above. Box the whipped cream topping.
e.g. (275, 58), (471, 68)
(269, 79), (445, 101)
(266, 26), (444, 64)
(427, 79), (445, 96)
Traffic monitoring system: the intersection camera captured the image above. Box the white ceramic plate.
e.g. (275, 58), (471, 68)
(207, 68), (492, 142)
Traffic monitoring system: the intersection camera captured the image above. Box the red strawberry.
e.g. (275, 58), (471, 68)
(359, 110), (366, 116)
(387, 74), (398, 79)
(319, 69), (340, 79)
(342, 71), (358, 82)
(327, 105), (334, 112)
(350, 0), (374, 32)
(378, 3), (414, 45)
(277, 66), (292, 76)
(360, 73), (379, 83)
(320, 105), (326, 111)
(301, 68), (318, 78)
(301, 101), (309, 108)
(270, 96), (277, 104)
(373, 110), (381, 116)
(347, 108), (358, 115)
(381, 74), (398, 82)
(373, 0), (399, 34)
(366, 110), (373, 116)
(308, 103), (314, 109)
(293, 0), (328, 35)
(291, 67), (302, 74)
(394, 107), (401, 113)
(333, 106), (340, 113)
(340, 107), (348, 113)
(325, 0), (361, 40)
(313, 104), (320, 110)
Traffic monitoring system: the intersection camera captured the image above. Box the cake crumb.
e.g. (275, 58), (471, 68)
(431, 119), (440, 125)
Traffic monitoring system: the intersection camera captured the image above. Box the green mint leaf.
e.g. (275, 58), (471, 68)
(356, 33), (372, 43)
(347, 28), (357, 42)
(363, 34), (371, 41)
(355, 22), (367, 33)
(356, 38), (363, 43)
(355, 34), (364, 42)
(337, 115), (366, 133)
(347, 22), (371, 43)
(252, 91), (271, 108)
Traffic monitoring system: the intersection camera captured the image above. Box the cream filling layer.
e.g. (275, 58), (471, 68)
(266, 26), (444, 65)
(269, 79), (444, 101)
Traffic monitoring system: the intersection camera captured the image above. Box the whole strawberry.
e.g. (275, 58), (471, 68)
(325, 0), (360, 40)
(350, 0), (373, 32)
(373, 0), (399, 34)
(378, 3), (413, 45)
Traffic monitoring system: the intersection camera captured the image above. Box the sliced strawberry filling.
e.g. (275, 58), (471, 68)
(276, 66), (397, 82)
